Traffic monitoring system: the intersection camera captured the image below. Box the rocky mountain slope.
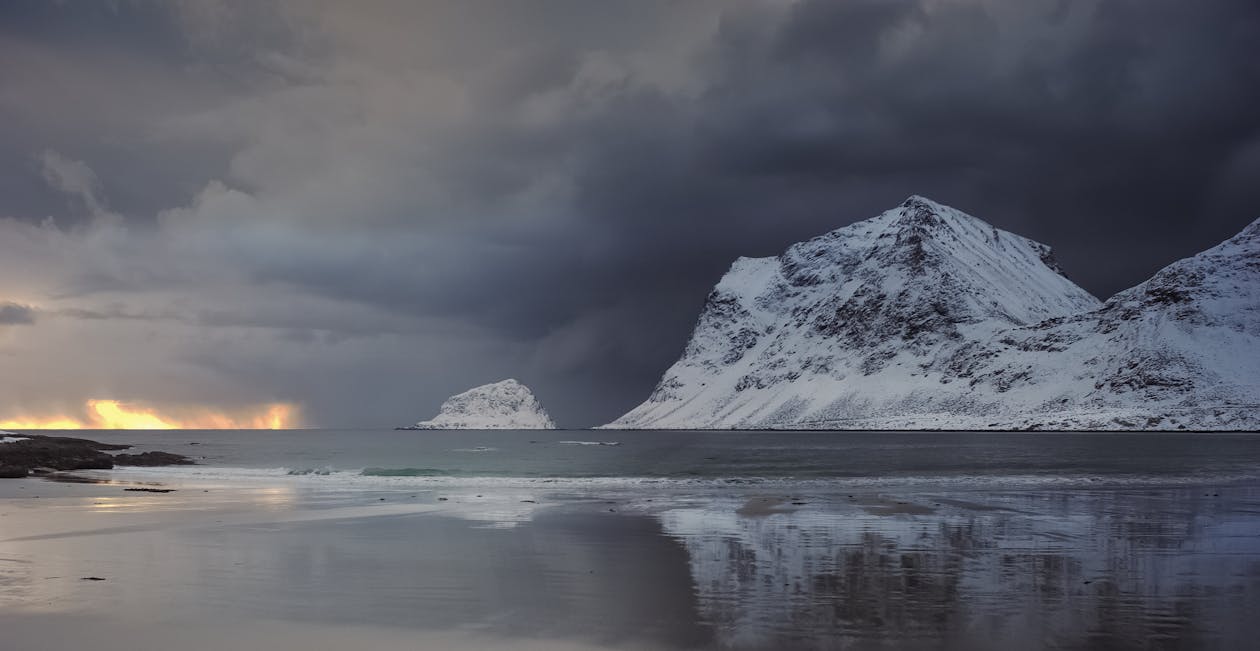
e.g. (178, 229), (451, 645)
(604, 196), (1259, 430)
(944, 215), (1260, 430)
(403, 379), (556, 430)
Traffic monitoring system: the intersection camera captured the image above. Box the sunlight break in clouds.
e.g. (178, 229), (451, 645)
(0, 400), (299, 430)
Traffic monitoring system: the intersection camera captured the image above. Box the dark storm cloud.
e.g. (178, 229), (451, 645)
(1, 0), (1258, 427)
(0, 1), (292, 226)
(0, 303), (35, 325)
(676, 0), (1260, 293)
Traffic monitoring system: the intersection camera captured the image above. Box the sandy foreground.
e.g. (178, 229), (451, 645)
(3, 470), (1260, 650)
(0, 476), (670, 650)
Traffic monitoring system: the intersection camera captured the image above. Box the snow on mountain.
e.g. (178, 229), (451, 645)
(604, 196), (1260, 430)
(403, 379), (556, 430)
(941, 215), (1260, 430)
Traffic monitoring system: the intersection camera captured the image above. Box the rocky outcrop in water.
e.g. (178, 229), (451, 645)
(400, 379), (557, 430)
(0, 433), (194, 477)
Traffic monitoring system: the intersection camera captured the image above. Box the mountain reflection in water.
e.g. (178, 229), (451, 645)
(659, 488), (1260, 649)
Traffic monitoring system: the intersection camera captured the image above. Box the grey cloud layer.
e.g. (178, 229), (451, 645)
(0, 303), (35, 325)
(0, 0), (1257, 426)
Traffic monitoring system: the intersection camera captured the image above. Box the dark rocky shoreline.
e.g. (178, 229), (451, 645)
(0, 434), (194, 478)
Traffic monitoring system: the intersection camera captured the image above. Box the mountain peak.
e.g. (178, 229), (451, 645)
(606, 198), (1105, 429)
(891, 194), (990, 233)
(900, 194), (944, 211)
(774, 198), (1098, 325)
(1104, 214), (1260, 317)
(1227, 216), (1260, 247)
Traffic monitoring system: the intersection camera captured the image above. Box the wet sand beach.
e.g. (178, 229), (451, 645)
(4, 453), (1260, 650)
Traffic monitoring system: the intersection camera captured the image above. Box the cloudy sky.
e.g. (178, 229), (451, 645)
(1, 0), (1258, 428)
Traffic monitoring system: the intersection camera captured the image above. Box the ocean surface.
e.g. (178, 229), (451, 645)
(78, 428), (1260, 485)
(5, 429), (1260, 650)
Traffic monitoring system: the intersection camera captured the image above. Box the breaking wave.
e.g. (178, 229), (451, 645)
(286, 468), (334, 476)
(361, 467), (454, 477)
(79, 464), (1260, 494)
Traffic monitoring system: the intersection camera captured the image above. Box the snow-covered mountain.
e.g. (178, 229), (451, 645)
(604, 196), (1260, 430)
(944, 215), (1260, 430)
(403, 379), (556, 430)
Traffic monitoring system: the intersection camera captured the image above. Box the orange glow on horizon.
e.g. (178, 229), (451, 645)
(0, 400), (299, 430)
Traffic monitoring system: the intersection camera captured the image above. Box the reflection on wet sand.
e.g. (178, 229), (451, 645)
(0, 490), (713, 649)
(3, 482), (1260, 650)
(659, 488), (1260, 649)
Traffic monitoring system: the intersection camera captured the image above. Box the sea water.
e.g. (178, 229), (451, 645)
(75, 428), (1260, 485)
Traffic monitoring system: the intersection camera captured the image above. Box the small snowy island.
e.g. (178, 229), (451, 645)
(400, 379), (557, 430)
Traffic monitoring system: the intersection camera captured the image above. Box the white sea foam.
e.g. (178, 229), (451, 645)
(86, 464), (1260, 494)
(286, 467), (334, 476)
